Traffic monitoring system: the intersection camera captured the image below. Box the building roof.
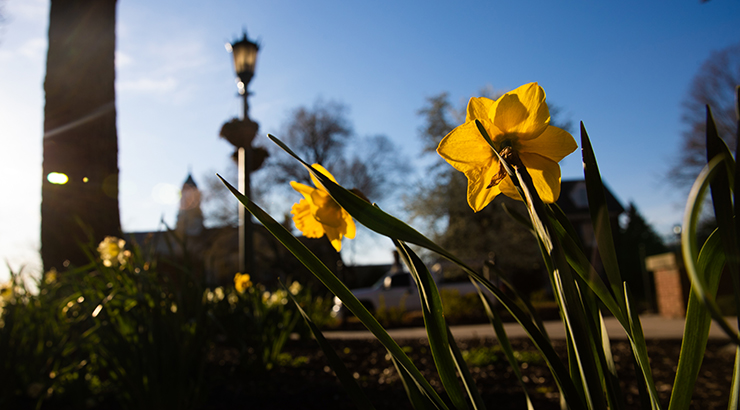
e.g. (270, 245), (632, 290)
(556, 179), (624, 215)
(183, 174), (197, 188)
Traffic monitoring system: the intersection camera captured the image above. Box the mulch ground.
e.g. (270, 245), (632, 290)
(211, 337), (736, 410)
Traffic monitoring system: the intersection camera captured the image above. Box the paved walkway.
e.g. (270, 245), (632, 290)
(323, 315), (738, 340)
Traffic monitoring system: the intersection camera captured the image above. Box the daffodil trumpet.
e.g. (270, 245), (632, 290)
(474, 119), (523, 194)
(474, 117), (554, 250)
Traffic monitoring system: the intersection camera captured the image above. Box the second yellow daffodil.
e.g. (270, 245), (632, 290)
(290, 164), (356, 252)
(437, 82), (577, 211)
(234, 273), (252, 293)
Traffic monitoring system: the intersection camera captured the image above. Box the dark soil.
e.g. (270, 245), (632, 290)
(213, 337), (736, 410)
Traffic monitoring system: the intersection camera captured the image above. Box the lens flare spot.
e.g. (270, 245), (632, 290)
(83, 177), (89, 183)
(152, 183), (180, 205)
(47, 172), (69, 185)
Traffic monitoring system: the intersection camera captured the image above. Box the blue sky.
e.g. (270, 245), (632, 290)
(1, 0), (738, 281)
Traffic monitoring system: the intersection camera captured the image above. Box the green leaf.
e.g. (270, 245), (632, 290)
(668, 229), (726, 410)
(489, 263), (551, 341)
(267, 134), (587, 410)
(580, 122), (626, 310)
(597, 312), (627, 410)
(624, 285), (661, 410)
(551, 267), (607, 410)
(217, 174), (449, 410)
(390, 353), (440, 410)
(515, 159), (606, 410)
(269, 135), (449, 255)
(548, 205), (626, 329)
(446, 325), (488, 410)
(728, 346), (740, 410)
(474, 281), (534, 410)
(282, 281), (376, 410)
(680, 155), (740, 344)
(551, 204), (658, 409)
(705, 104), (740, 330)
(395, 240), (470, 410)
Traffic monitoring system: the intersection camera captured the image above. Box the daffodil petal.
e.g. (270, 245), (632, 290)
(323, 224), (344, 252)
(519, 152), (561, 203)
(343, 211), (356, 239)
(466, 96), (495, 123)
(492, 82), (549, 140)
(291, 199), (325, 238)
(290, 181), (315, 200)
(314, 200), (344, 228)
(438, 121), (498, 174)
(466, 161), (503, 212)
(309, 163), (338, 191)
(519, 125), (577, 162)
(310, 189), (333, 209)
(498, 176), (521, 201)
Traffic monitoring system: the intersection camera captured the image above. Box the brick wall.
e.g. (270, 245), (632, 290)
(646, 253), (685, 318)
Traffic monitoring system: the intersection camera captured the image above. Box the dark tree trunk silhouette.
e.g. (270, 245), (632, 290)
(42, 0), (120, 271)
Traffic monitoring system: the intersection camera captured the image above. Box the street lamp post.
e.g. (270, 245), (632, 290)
(227, 31), (260, 275)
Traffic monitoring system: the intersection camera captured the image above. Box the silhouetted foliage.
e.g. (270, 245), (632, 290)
(270, 99), (353, 186)
(669, 41), (739, 187)
(266, 98), (410, 203)
(616, 203), (667, 305)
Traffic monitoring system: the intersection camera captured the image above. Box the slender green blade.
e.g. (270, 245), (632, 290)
(268, 134), (449, 255)
(680, 156), (740, 344)
(552, 269), (607, 410)
(283, 283), (376, 410)
(446, 326), (488, 410)
(705, 105), (740, 335)
(218, 175), (450, 410)
(580, 122), (626, 310)
(728, 346), (740, 410)
(706, 104), (739, 277)
(668, 229), (726, 410)
(490, 263), (551, 341)
(624, 285), (661, 410)
(390, 353), (439, 410)
(733, 86), (740, 410)
(597, 312), (627, 410)
(552, 210), (655, 407)
(395, 240), (469, 410)
(474, 281), (535, 410)
(548, 206), (626, 329)
(516, 159), (607, 410)
(576, 274), (627, 410)
(267, 134), (587, 410)
(735, 87), (740, 311)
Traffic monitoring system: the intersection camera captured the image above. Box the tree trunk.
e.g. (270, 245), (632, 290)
(42, 0), (120, 271)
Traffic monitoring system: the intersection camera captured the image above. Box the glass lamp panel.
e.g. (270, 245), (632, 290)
(232, 42), (258, 78)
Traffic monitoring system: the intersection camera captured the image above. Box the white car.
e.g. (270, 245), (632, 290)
(331, 267), (495, 322)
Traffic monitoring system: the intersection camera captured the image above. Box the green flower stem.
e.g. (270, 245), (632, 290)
(268, 133), (588, 410)
(281, 280), (377, 410)
(476, 119), (609, 408)
(218, 175), (450, 410)
(514, 163), (608, 410)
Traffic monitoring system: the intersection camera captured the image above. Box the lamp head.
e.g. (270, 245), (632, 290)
(228, 31), (260, 91)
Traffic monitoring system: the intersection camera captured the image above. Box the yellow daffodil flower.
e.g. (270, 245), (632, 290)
(44, 268), (57, 285)
(437, 82), (578, 211)
(234, 273), (252, 293)
(97, 236), (128, 267)
(288, 281), (302, 295)
(290, 164), (356, 252)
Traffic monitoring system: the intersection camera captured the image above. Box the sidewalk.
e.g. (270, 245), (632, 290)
(323, 315), (738, 340)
